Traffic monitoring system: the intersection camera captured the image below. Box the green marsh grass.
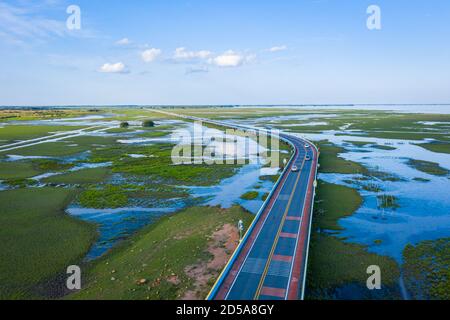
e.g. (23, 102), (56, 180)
(69, 206), (254, 300)
(0, 188), (96, 299)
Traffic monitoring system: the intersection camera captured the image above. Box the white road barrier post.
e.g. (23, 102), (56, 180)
(238, 220), (244, 241)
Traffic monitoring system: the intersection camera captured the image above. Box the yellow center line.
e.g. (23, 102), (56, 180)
(253, 146), (307, 299)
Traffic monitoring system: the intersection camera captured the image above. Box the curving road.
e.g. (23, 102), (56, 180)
(208, 134), (318, 300)
(150, 109), (319, 300)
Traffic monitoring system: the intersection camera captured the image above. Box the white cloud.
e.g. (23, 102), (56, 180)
(208, 50), (255, 68)
(141, 48), (162, 63)
(268, 45), (287, 52)
(99, 62), (128, 74)
(185, 66), (209, 74)
(0, 2), (66, 45)
(209, 50), (244, 67)
(115, 38), (130, 46)
(173, 47), (212, 60)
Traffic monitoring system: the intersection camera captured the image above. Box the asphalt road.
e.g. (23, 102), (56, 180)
(149, 109), (319, 300)
(209, 134), (318, 300)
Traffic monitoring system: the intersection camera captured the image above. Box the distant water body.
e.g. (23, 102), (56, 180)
(3, 104), (450, 114)
(237, 104), (450, 114)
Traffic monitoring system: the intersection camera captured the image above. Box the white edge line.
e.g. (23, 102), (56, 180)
(148, 108), (320, 300)
(284, 138), (311, 299)
(224, 140), (298, 299)
(300, 143), (319, 300)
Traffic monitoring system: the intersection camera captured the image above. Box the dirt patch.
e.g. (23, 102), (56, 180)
(182, 223), (240, 300)
(207, 224), (240, 270)
(167, 274), (181, 285)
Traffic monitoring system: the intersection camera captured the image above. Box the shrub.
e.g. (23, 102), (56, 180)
(142, 120), (155, 127)
(240, 191), (259, 200)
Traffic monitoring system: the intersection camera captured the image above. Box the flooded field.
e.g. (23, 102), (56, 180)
(219, 106), (450, 299)
(0, 110), (280, 263)
(1, 106), (448, 300)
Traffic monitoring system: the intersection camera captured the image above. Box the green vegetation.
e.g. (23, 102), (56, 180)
(313, 181), (363, 231)
(44, 168), (111, 185)
(0, 188), (97, 299)
(361, 182), (382, 193)
(8, 141), (87, 157)
(417, 142), (450, 155)
(307, 233), (400, 299)
(0, 160), (82, 185)
(2, 107), (448, 301)
(138, 130), (169, 138)
(343, 113), (450, 141)
(346, 179), (383, 193)
(176, 108), (450, 144)
(79, 185), (128, 209)
(9, 135), (118, 157)
(0, 125), (85, 145)
(4, 178), (38, 188)
(0, 162), (42, 179)
(377, 194), (400, 210)
(34, 160), (74, 172)
(105, 128), (134, 134)
(102, 108), (167, 121)
(130, 184), (189, 201)
(306, 181), (400, 300)
(403, 238), (450, 300)
(240, 191), (259, 200)
(407, 159), (449, 176)
(101, 143), (241, 186)
(317, 141), (368, 174)
(0, 108), (93, 122)
(344, 141), (371, 147)
(260, 174), (280, 183)
(142, 120), (155, 127)
(69, 206), (254, 300)
(372, 144), (396, 151)
(359, 131), (446, 141)
(366, 169), (404, 182)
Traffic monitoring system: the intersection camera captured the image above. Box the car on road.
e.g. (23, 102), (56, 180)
(292, 165), (299, 172)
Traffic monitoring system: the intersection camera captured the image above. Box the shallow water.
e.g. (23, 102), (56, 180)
(299, 133), (450, 262)
(294, 133), (450, 172)
(119, 122), (269, 165)
(234, 104), (450, 114)
(279, 122), (328, 127)
(187, 163), (275, 214)
(67, 206), (181, 260)
(319, 172), (450, 262)
(64, 121), (276, 259)
(233, 114), (450, 264)
(6, 155), (53, 161)
(170, 122), (277, 213)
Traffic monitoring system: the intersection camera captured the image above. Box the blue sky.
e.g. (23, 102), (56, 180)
(1, 0), (450, 106)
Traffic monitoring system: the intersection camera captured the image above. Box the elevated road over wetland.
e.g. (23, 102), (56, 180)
(151, 109), (319, 300)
